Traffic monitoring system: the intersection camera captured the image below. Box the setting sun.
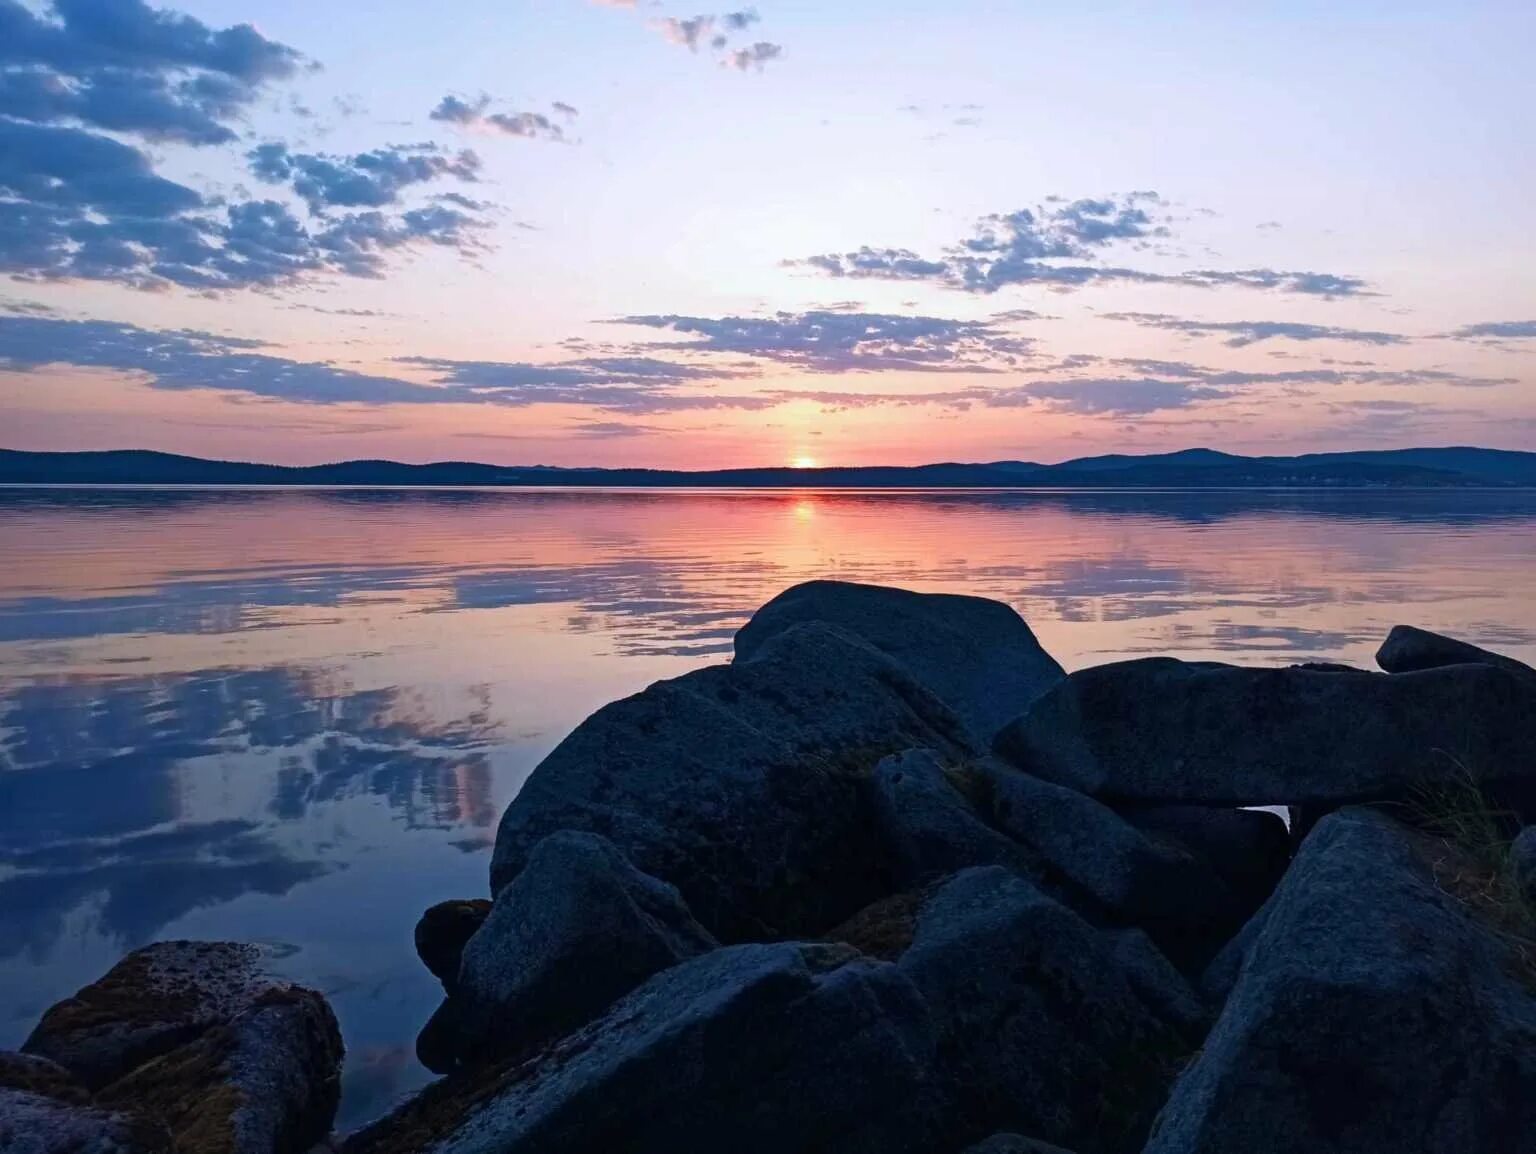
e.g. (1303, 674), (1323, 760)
(790, 456), (819, 469)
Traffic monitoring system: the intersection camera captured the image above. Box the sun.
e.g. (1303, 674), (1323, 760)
(789, 455), (819, 469)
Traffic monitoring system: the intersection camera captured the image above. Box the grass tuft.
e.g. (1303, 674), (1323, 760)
(1396, 766), (1536, 980)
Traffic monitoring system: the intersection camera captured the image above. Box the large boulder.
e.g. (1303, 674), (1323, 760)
(869, 750), (1038, 888)
(966, 759), (1249, 965)
(23, 941), (313, 1090)
(415, 899), (491, 992)
(345, 943), (947, 1154)
(422, 831), (716, 1071)
(20, 941), (343, 1154)
(490, 622), (974, 940)
(896, 867), (1191, 1154)
(1147, 807), (1536, 1154)
(1376, 624), (1536, 684)
(95, 988), (343, 1154)
(0, 1087), (171, 1153)
(994, 657), (1536, 807)
(734, 580), (1065, 744)
(0, 1051), (89, 1104)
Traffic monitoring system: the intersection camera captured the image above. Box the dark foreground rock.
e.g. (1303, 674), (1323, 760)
(490, 622), (973, 940)
(360, 868), (1190, 1154)
(895, 867), (1190, 1153)
(995, 657), (1536, 806)
(734, 580), (1065, 743)
(868, 750), (1038, 887)
(0, 1086), (172, 1153)
(421, 831), (716, 1071)
(1376, 623), (1536, 683)
(415, 899), (491, 992)
(348, 942), (946, 1154)
(1147, 807), (1536, 1154)
(961, 1137), (1077, 1154)
(18, 941), (342, 1154)
(967, 759), (1253, 966)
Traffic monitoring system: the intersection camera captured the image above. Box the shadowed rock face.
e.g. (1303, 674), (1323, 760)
(894, 867), (1190, 1154)
(1376, 624), (1536, 684)
(415, 900), (492, 992)
(0, 1086), (172, 1153)
(23, 942), (290, 1090)
(346, 942), (948, 1154)
(420, 831), (716, 1072)
(961, 1136), (1079, 1154)
(19, 941), (342, 1154)
(491, 622), (974, 941)
(994, 657), (1536, 807)
(734, 580), (1065, 745)
(1147, 808), (1536, 1154)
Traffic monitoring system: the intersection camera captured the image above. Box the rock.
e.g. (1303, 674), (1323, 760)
(1511, 826), (1536, 905)
(1376, 624), (1536, 684)
(869, 750), (1037, 888)
(1147, 807), (1536, 1154)
(897, 867), (1189, 1154)
(1117, 804), (1291, 912)
(966, 759), (1248, 967)
(414, 900), (491, 992)
(345, 943), (947, 1154)
(1198, 901), (1270, 1004)
(734, 580), (1065, 744)
(20, 941), (343, 1154)
(0, 1087), (172, 1153)
(491, 622), (974, 940)
(0, 1051), (89, 1104)
(424, 831), (716, 1070)
(1102, 929), (1212, 1040)
(994, 657), (1536, 807)
(23, 941), (301, 1090)
(96, 988), (343, 1154)
(961, 1137), (1078, 1154)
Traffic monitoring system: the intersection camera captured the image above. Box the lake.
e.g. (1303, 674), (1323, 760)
(2, 485), (1534, 1128)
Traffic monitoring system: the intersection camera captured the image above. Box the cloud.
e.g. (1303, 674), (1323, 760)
(429, 94), (571, 142)
(649, 8), (781, 70)
(0, 316), (463, 404)
(791, 194), (1374, 298)
(0, 4), (495, 291)
(660, 15), (715, 50)
(248, 141), (482, 211)
(1021, 377), (1227, 415)
(723, 41), (783, 70)
(1103, 313), (1409, 347)
(0, 0), (301, 144)
(611, 309), (1037, 373)
(1447, 320), (1536, 341)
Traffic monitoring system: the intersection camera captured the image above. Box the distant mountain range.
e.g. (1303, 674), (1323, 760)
(3, 446), (1535, 488)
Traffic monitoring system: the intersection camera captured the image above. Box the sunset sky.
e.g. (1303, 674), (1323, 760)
(2, 0), (1533, 468)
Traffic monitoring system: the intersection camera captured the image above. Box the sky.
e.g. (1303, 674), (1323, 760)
(1, 0), (1533, 469)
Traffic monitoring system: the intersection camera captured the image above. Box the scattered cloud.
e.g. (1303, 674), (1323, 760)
(724, 42), (782, 70)
(0, 0), (302, 145)
(0, 4), (495, 291)
(1103, 313), (1409, 347)
(648, 8), (782, 70)
(248, 142), (481, 212)
(791, 194), (1374, 298)
(1447, 320), (1536, 342)
(429, 94), (573, 142)
(611, 310), (1037, 373)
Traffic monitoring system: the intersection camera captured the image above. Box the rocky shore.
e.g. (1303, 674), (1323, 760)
(7, 581), (1536, 1153)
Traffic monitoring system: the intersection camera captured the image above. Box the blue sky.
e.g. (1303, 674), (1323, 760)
(2, 0), (1533, 466)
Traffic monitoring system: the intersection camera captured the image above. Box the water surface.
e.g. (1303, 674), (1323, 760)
(2, 486), (1534, 1126)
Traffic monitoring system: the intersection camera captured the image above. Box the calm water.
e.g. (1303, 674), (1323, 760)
(2, 486), (1535, 1127)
